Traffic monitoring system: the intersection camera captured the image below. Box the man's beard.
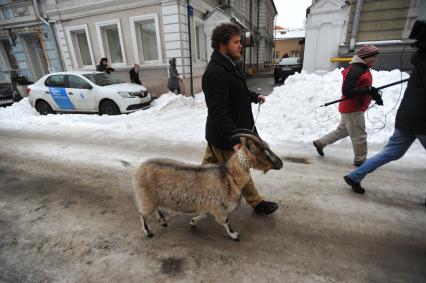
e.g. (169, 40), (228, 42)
(226, 50), (242, 62)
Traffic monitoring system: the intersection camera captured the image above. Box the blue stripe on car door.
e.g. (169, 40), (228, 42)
(49, 87), (75, 110)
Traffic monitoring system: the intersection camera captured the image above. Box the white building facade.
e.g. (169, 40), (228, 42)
(0, 0), (63, 83)
(303, 0), (349, 73)
(42, 0), (277, 96)
(303, 0), (426, 73)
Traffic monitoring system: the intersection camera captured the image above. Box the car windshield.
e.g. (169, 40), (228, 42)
(83, 73), (124, 86)
(278, 57), (301, 66)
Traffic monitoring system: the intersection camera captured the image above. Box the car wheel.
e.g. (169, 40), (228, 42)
(36, 100), (54, 115)
(99, 100), (120, 115)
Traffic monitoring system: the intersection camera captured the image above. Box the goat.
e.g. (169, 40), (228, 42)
(126, 130), (283, 241)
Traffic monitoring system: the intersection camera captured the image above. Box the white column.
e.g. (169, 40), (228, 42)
(161, 2), (184, 75)
(54, 21), (73, 71)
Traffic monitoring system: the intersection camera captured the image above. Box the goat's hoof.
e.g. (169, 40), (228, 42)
(161, 223), (168, 228)
(230, 232), (240, 241)
(145, 233), (154, 238)
(189, 223), (197, 230)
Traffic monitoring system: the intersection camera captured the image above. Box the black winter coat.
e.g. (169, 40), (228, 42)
(202, 50), (259, 150)
(395, 51), (426, 135)
(129, 68), (141, 85)
(96, 64), (114, 74)
(168, 59), (180, 90)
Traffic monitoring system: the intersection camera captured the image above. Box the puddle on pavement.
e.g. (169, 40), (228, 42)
(160, 257), (184, 275)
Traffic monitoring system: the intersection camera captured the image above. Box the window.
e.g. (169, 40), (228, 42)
(67, 75), (88, 89)
(139, 20), (158, 61)
(76, 33), (92, 65)
(83, 73), (124, 86)
(45, 75), (65, 87)
(130, 14), (162, 64)
(195, 24), (206, 61)
(190, 17), (196, 62)
(2, 8), (13, 19)
(95, 19), (126, 65)
(273, 51), (280, 60)
(1, 39), (18, 70)
(195, 25), (201, 60)
(65, 25), (95, 68)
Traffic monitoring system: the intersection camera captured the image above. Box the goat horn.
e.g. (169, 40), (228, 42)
(230, 133), (264, 146)
(232, 128), (261, 138)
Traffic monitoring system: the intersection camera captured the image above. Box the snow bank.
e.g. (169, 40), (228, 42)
(0, 94), (207, 143)
(0, 69), (409, 146)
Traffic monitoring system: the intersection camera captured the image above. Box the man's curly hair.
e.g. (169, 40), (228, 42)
(211, 23), (241, 50)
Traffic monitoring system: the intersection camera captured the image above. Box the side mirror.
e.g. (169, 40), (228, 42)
(83, 83), (93, 90)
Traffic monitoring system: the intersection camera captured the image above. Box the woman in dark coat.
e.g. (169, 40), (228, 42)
(96, 58), (115, 74)
(129, 64), (141, 85)
(168, 58), (181, 94)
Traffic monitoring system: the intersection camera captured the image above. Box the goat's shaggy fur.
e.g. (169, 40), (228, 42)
(129, 134), (283, 241)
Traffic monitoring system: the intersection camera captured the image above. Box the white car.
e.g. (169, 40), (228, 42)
(28, 71), (151, 115)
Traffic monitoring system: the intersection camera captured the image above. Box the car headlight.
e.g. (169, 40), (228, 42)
(118, 91), (136, 98)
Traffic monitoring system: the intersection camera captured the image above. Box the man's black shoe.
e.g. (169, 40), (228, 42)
(254, 201), (279, 215)
(344, 175), (365, 194)
(313, 141), (324, 156)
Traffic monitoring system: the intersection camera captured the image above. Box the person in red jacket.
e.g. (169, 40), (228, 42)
(313, 45), (383, 166)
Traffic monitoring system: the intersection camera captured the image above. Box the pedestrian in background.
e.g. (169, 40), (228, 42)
(344, 20), (426, 195)
(313, 45), (383, 167)
(96, 58), (115, 74)
(168, 58), (182, 94)
(129, 64), (141, 85)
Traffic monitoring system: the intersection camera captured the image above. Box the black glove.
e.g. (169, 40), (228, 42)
(370, 87), (384, 106)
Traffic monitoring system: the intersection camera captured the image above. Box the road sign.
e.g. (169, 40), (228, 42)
(187, 4), (193, 16)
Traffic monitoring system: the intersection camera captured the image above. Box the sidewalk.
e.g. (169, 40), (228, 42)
(246, 71), (277, 96)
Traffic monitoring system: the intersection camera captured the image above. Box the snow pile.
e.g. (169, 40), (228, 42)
(0, 93), (207, 143)
(257, 69), (409, 144)
(0, 69), (409, 146)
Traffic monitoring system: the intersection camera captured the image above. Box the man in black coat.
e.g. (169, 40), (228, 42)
(202, 23), (279, 215)
(344, 20), (426, 196)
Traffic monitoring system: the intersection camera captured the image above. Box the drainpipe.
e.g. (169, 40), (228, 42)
(349, 0), (363, 51)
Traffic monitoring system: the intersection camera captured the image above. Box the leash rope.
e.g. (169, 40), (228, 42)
(252, 103), (261, 131)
